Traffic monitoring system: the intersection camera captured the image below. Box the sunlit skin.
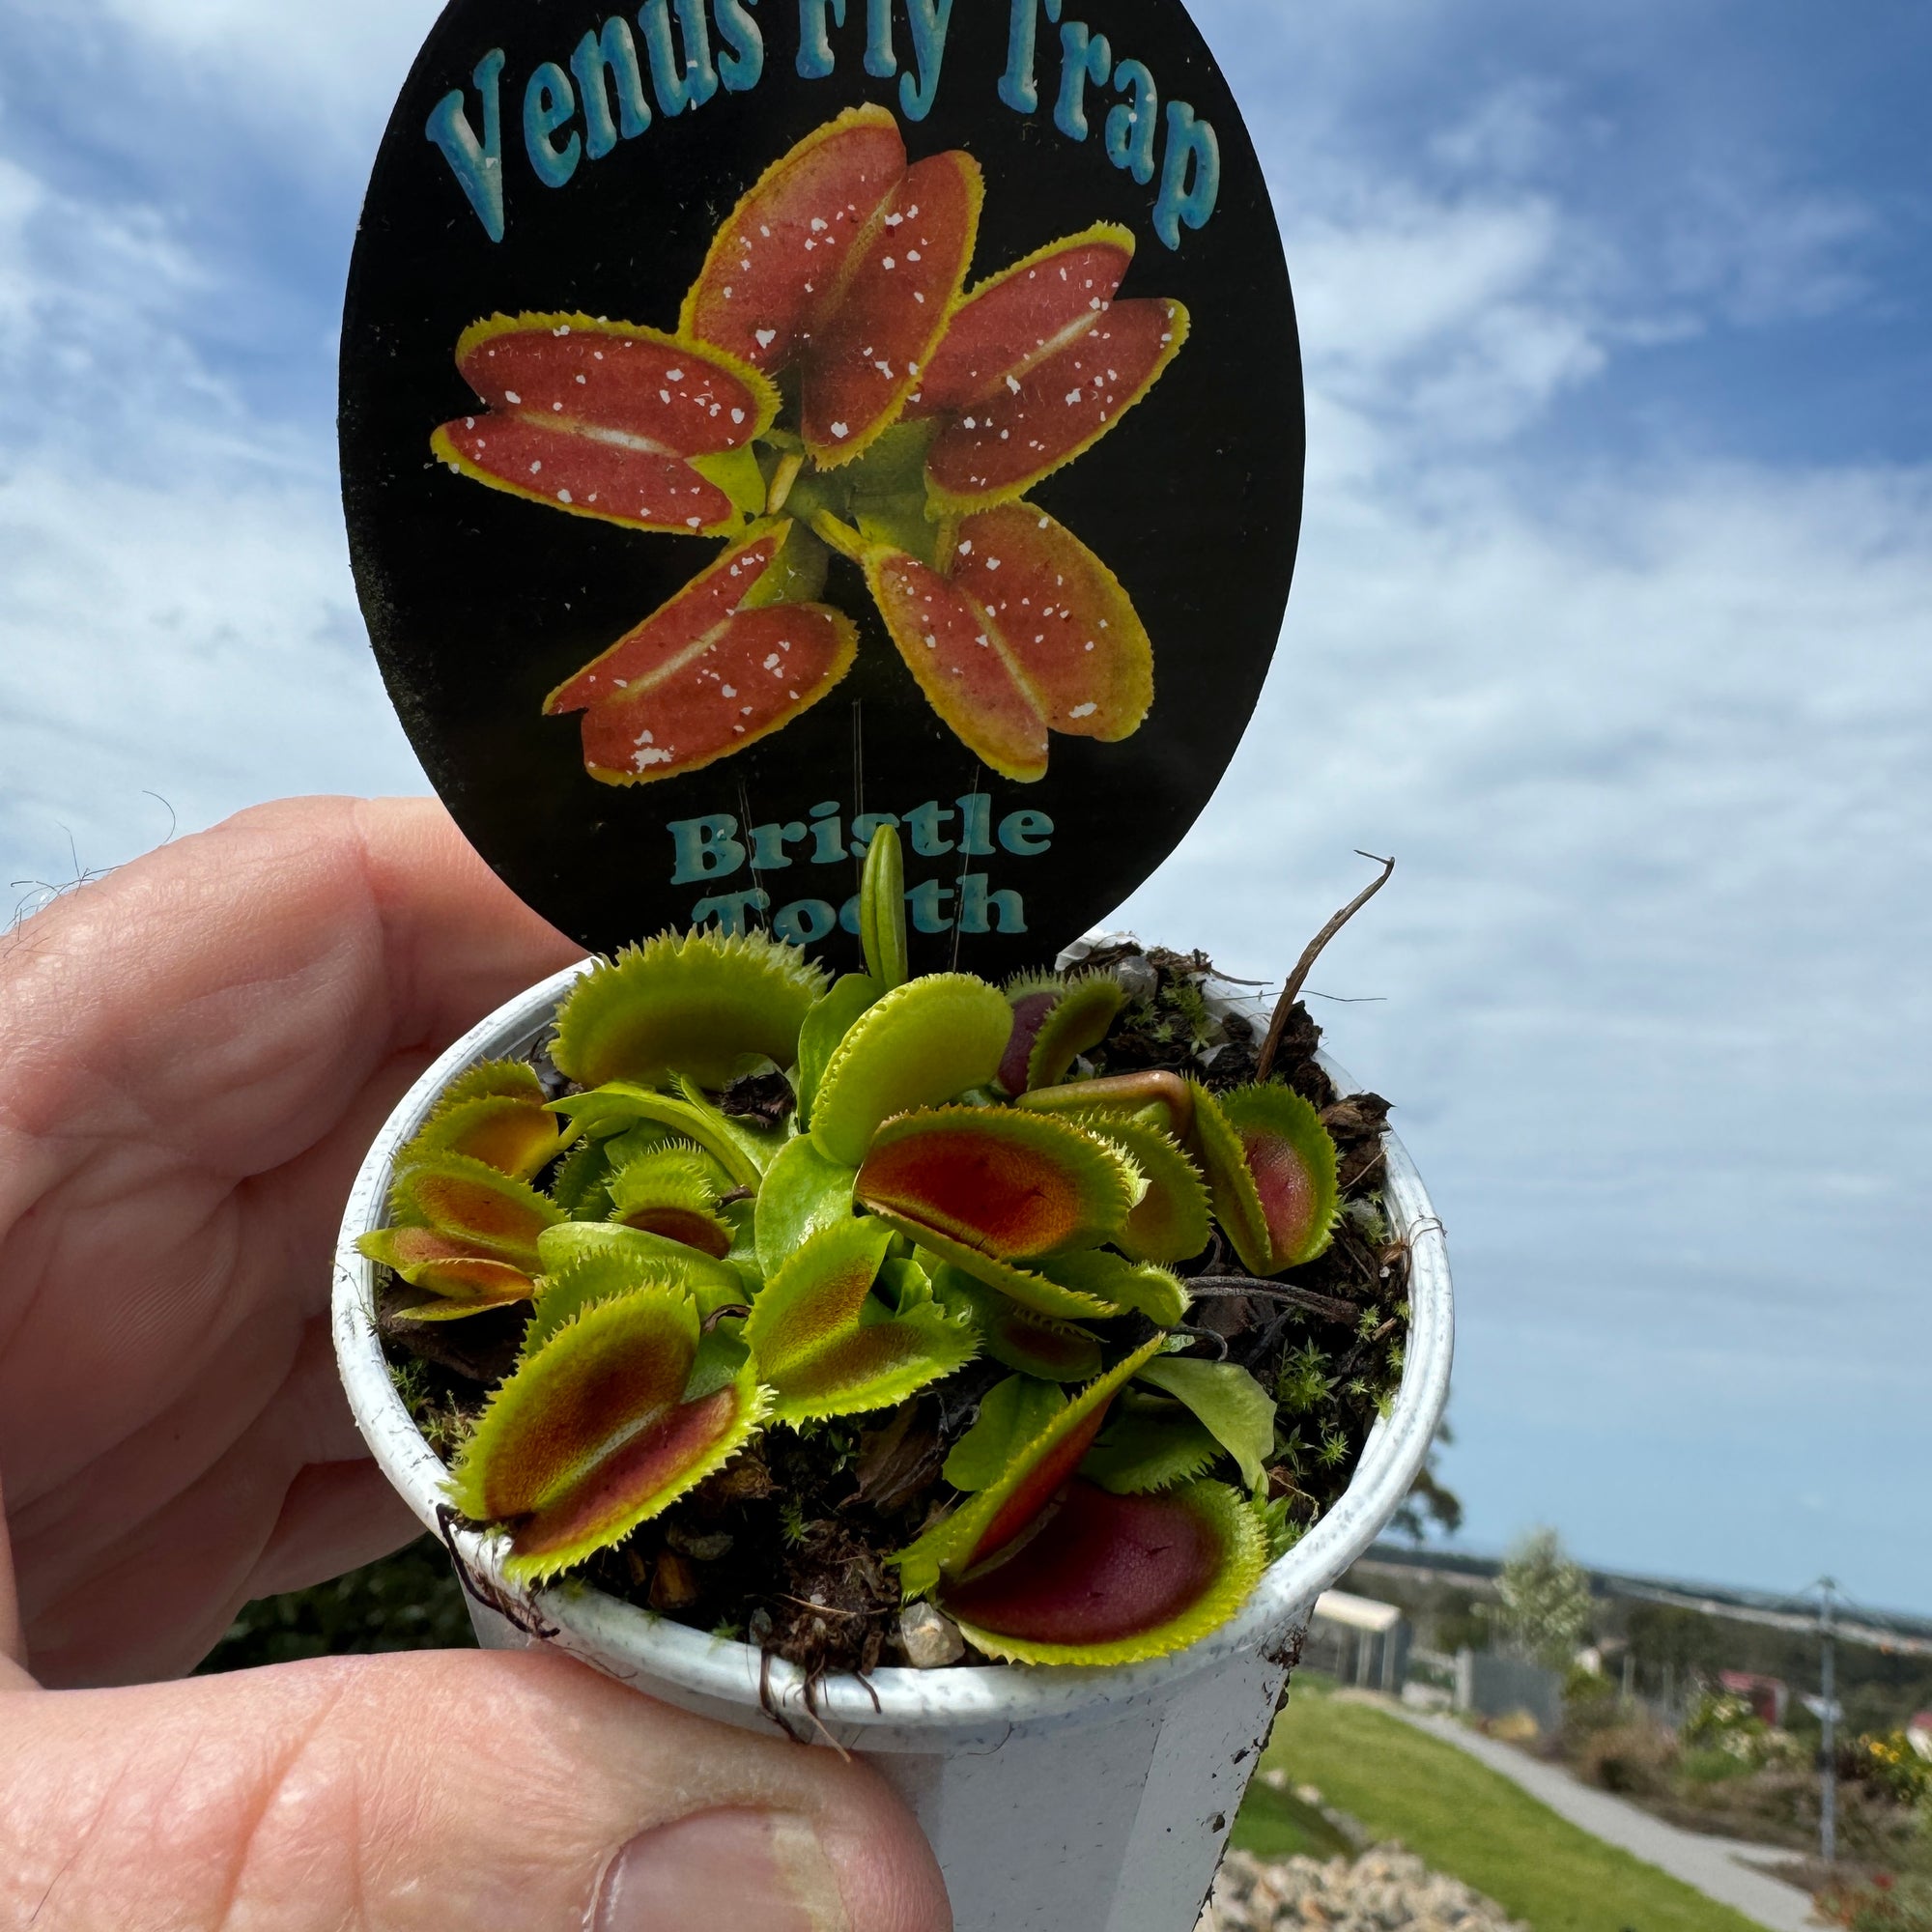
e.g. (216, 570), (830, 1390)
(0, 797), (948, 1932)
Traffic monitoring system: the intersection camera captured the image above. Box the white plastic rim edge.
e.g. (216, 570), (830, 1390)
(332, 957), (1452, 1747)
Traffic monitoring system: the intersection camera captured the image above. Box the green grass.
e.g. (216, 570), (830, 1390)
(1234, 1689), (1766, 1932)
(1230, 1782), (1356, 1862)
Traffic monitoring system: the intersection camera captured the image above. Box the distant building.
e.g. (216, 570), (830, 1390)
(1304, 1591), (1408, 1692)
(1719, 1669), (1789, 1726)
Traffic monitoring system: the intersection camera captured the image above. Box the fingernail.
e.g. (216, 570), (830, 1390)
(595, 1808), (850, 1932)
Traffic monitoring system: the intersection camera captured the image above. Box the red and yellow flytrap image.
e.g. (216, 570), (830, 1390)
(431, 104), (1189, 788)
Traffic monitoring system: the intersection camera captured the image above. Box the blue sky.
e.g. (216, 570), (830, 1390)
(2, 2), (1927, 1609)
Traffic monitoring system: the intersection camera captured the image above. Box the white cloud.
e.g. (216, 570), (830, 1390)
(0, 458), (419, 910)
(1662, 176), (1877, 327)
(1430, 78), (1568, 181)
(0, 86), (419, 902)
(20, 0), (442, 153)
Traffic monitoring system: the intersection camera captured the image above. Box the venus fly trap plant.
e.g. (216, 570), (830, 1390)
(368, 832), (1409, 1674)
(434, 104), (1180, 787)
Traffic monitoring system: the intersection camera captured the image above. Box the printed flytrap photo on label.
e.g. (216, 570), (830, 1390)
(341, 0), (1303, 975)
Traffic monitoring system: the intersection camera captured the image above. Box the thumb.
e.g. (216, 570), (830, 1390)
(0, 1646), (952, 1932)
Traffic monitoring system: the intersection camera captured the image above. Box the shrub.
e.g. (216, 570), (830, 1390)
(1816, 1872), (1932, 1932)
(1681, 1690), (1805, 1773)
(1576, 1718), (1679, 1797)
(1846, 1735), (1932, 1810)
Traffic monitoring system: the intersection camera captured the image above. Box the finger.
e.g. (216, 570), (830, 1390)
(0, 796), (582, 1185)
(0, 1473), (22, 1670)
(0, 1648), (952, 1932)
(10, 1298), (328, 1631)
(20, 1318), (399, 1686)
(237, 1460), (424, 1604)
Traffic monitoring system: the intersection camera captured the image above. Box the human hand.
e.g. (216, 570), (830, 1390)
(0, 798), (950, 1931)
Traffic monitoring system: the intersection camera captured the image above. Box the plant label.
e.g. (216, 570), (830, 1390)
(342, 0), (1303, 975)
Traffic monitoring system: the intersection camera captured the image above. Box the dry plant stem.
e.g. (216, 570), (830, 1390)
(1184, 1277), (1363, 1324)
(436, 1504), (559, 1642)
(1256, 851), (1396, 1081)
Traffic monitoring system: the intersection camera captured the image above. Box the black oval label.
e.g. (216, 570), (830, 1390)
(342, 0), (1303, 976)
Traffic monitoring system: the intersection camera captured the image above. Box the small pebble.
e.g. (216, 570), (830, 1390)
(899, 1603), (966, 1668)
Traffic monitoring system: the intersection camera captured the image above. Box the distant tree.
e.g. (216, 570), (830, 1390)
(1497, 1527), (1592, 1669)
(1621, 1602), (1724, 1689)
(1389, 1416), (1463, 1544)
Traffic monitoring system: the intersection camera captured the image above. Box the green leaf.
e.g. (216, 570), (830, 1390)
(550, 1085), (767, 1189)
(855, 1106), (1144, 1263)
(673, 1076), (789, 1178)
(1015, 1067), (1195, 1139)
(1187, 1080), (1270, 1272)
(906, 1229), (1128, 1322)
(853, 490), (948, 569)
(846, 420), (945, 566)
(876, 1253), (933, 1310)
(1080, 1398), (1226, 1494)
(941, 1479), (1267, 1666)
(410, 1061), (566, 1184)
(551, 929), (827, 1091)
(685, 1319), (753, 1404)
(930, 1266), (1104, 1381)
(745, 1217), (978, 1424)
(1037, 1251), (1190, 1327)
(942, 1375), (1067, 1492)
(1214, 1083), (1342, 1271)
(739, 516), (832, 610)
(607, 1149), (733, 1259)
(809, 975), (1014, 1166)
(847, 424), (950, 569)
(998, 972), (1126, 1094)
(1256, 1490), (1307, 1563)
(526, 1247), (686, 1352)
(388, 1153), (565, 1269)
(608, 1129), (729, 1184)
(551, 1137), (615, 1218)
(1071, 1112), (1211, 1264)
(536, 1220), (746, 1313)
(795, 975), (882, 1125)
(356, 1226), (537, 1321)
(753, 1133), (857, 1282)
(894, 1334), (1167, 1596)
(1136, 1358), (1277, 1491)
(430, 1058), (550, 1113)
(689, 445), (770, 521)
(858, 821), (908, 990)
(446, 1286), (768, 1585)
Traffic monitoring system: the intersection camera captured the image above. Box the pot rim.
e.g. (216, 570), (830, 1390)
(331, 956), (1452, 1736)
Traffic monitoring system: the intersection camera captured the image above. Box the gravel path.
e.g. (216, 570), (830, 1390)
(1199, 1847), (1527, 1932)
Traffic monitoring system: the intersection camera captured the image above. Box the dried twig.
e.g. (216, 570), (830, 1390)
(1257, 852), (1396, 1080)
(435, 1504), (558, 1642)
(1184, 1277), (1362, 1325)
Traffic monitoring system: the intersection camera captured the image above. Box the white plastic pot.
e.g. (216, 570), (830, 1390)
(332, 959), (1452, 1932)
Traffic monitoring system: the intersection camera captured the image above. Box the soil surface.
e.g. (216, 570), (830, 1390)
(380, 942), (1415, 1684)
